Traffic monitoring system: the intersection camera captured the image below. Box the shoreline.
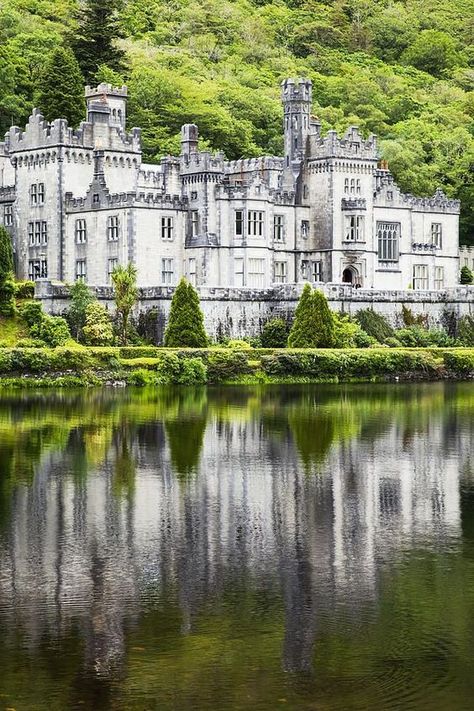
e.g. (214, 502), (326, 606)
(0, 345), (471, 388)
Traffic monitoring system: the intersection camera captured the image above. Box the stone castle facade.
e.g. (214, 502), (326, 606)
(0, 79), (461, 291)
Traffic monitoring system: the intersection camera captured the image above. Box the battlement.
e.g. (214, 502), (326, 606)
(5, 110), (89, 151)
(225, 156), (284, 174)
(281, 78), (312, 104)
(0, 185), (15, 202)
(85, 83), (128, 99)
(180, 151), (225, 174)
(309, 126), (378, 161)
(403, 188), (460, 213)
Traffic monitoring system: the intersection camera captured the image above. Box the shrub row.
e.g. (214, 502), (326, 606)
(0, 346), (471, 383)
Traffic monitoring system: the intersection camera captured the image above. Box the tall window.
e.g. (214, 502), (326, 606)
(235, 210), (244, 237)
(312, 261), (322, 282)
(377, 221), (400, 261)
(28, 221), (47, 246)
(344, 178), (349, 193)
(234, 258), (244, 286)
(302, 260), (323, 282)
(301, 220), (309, 238)
(273, 215), (284, 242)
(161, 216), (173, 240)
(191, 211), (199, 237)
(274, 261), (287, 283)
(107, 215), (119, 241)
(248, 258), (265, 288)
(431, 223), (442, 248)
(30, 182), (45, 206)
(344, 215), (364, 242)
(28, 259), (47, 280)
(161, 258), (174, 285)
(356, 179), (361, 195)
(3, 205), (13, 226)
(75, 259), (87, 281)
(75, 219), (87, 244)
(248, 211), (264, 237)
(434, 266), (444, 290)
(413, 264), (429, 290)
(188, 258), (197, 285)
(108, 257), (118, 283)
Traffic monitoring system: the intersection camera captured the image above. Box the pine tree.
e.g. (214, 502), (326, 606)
(288, 283), (315, 348)
(288, 285), (336, 348)
(71, 0), (125, 84)
(164, 278), (208, 347)
(0, 226), (14, 282)
(67, 280), (95, 340)
(37, 46), (85, 127)
(0, 226), (15, 316)
(460, 265), (473, 285)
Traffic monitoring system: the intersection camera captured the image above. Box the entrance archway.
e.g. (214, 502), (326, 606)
(342, 267), (354, 284)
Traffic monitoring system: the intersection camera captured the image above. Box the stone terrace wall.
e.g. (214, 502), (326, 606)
(36, 281), (474, 343)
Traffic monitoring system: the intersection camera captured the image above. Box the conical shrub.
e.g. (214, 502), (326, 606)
(164, 278), (208, 347)
(288, 284), (336, 348)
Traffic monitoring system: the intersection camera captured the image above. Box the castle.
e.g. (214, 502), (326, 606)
(0, 79), (461, 291)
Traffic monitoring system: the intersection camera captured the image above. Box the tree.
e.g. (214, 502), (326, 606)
(36, 46), (85, 127)
(402, 30), (461, 77)
(0, 226), (15, 316)
(164, 278), (208, 347)
(261, 318), (288, 348)
(0, 226), (14, 282)
(82, 302), (114, 345)
(111, 263), (138, 345)
(288, 284), (336, 348)
(67, 281), (95, 340)
(71, 0), (125, 84)
(460, 265), (473, 285)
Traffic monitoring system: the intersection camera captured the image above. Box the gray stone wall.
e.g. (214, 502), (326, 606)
(35, 280), (474, 343)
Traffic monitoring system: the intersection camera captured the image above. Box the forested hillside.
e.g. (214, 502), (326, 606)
(0, 0), (472, 242)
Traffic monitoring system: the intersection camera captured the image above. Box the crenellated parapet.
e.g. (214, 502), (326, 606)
(180, 151), (225, 176)
(0, 185), (16, 202)
(308, 126), (378, 161)
(375, 177), (460, 214)
(225, 156), (284, 174)
(5, 110), (89, 152)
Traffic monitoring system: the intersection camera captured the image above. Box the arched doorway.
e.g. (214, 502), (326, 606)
(342, 267), (354, 284)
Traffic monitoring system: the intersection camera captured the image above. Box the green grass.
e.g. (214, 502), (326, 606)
(0, 315), (28, 345)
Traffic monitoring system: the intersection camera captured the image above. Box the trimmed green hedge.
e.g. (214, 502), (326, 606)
(0, 346), (471, 384)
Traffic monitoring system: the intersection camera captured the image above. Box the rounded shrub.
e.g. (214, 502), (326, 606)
(176, 358), (208, 384)
(261, 318), (288, 348)
(31, 315), (71, 347)
(20, 301), (44, 328)
(227, 339), (252, 349)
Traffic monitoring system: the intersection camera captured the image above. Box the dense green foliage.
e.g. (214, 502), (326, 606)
(37, 45), (85, 126)
(82, 302), (114, 345)
(67, 280), (96, 339)
(460, 265), (474, 284)
(164, 278), (208, 347)
(288, 285), (336, 348)
(0, 226), (15, 317)
(0, 345), (471, 384)
(111, 263), (138, 345)
(355, 309), (395, 341)
(71, 0), (125, 83)
(261, 317), (288, 348)
(0, 0), (471, 242)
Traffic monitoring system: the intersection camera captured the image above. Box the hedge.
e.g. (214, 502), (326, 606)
(0, 346), (471, 384)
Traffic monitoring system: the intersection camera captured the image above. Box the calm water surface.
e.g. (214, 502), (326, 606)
(0, 383), (473, 710)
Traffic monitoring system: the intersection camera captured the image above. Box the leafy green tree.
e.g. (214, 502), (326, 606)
(67, 281), (95, 340)
(111, 263), (138, 345)
(164, 278), (208, 348)
(0, 226), (14, 282)
(31, 315), (71, 347)
(82, 302), (114, 345)
(37, 46), (85, 127)
(402, 30), (461, 77)
(261, 318), (288, 348)
(0, 226), (15, 316)
(288, 285), (336, 348)
(71, 0), (125, 83)
(460, 265), (473, 285)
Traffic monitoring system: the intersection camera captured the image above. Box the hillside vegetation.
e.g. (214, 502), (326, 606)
(0, 0), (472, 243)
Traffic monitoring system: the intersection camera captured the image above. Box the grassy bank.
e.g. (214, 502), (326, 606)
(0, 346), (472, 388)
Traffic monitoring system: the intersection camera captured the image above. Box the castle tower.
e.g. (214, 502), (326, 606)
(85, 83), (128, 128)
(281, 78), (312, 171)
(181, 124), (199, 156)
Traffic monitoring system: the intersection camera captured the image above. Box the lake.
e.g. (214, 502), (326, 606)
(0, 383), (473, 710)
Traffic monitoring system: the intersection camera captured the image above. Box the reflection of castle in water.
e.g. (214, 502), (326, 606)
(0, 387), (468, 677)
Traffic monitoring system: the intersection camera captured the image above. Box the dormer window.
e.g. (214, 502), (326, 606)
(92, 193), (100, 204)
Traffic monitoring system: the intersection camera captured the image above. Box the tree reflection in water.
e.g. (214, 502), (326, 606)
(0, 383), (472, 710)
